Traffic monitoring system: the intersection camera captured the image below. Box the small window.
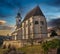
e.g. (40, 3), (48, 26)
(40, 21), (44, 25)
(35, 21), (38, 24)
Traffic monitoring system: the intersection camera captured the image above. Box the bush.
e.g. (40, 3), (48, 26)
(42, 39), (60, 54)
(50, 30), (58, 37)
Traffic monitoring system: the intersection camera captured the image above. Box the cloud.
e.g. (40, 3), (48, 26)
(0, 0), (60, 18)
(0, 20), (6, 25)
(0, 0), (60, 17)
(0, 30), (12, 36)
(0, 25), (15, 30)
(48, 18), (60, 27)
(0, 20), (15, 30)
(44, 0), (60, 7)
(51, 0), (60, 6)
(0, 25), (15, 35)
(0, 19), (15, 31)
(0, 0), (22, 18)
(0, 0), (22, 9)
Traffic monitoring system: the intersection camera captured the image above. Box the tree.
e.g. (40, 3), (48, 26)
(50, 30), (58, 37)
(42, 39), (60, 54)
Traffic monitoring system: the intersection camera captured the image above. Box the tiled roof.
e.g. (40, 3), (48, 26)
(23, 6), (45, 22)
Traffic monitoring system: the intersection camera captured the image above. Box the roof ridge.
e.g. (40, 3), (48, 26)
(23, 6), (45, 22)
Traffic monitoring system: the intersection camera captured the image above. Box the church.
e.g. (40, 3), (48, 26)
(12, 6), (47, 42)
(3, 6), (47, 48)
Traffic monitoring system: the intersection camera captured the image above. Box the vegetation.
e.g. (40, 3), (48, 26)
(18, 45), (43, 54)
(0, 48), (8, 54)
(0, 39), (60, 54)
(42, 39), (60, 54)
(50, 30), (58, 37)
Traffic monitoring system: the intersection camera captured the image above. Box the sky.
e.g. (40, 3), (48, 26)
(0, 0), (60, 35)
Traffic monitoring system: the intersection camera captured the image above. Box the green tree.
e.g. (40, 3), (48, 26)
(42, 39), (60, 54)
(50, 30), (58, 37)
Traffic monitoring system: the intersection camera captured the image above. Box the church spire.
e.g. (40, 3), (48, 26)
(16, 12), (22, 28)
(16, 12), (22, 19)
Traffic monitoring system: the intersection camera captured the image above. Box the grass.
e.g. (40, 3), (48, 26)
(17, 45), (43, 54)
(0, 45), (43, 54)
(0, 48), (8, 54)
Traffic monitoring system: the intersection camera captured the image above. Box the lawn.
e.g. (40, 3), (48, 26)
(17, 45), (43, 54)
(0, 45), (43, 54)
(0, 48), (8, 54)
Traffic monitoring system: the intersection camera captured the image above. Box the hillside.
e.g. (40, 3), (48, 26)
(0, 30), (12, 36)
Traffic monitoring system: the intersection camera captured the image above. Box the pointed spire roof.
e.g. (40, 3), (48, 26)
(23, 6), (45, 21)
(16, 12), (21, 18)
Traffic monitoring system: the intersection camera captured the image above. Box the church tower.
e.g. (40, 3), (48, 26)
(16, 12), (22, 29)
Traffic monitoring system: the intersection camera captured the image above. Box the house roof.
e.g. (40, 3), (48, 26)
(23, 6), (45, 22)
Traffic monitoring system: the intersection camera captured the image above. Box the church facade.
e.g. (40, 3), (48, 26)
(12, 6), (47, 41)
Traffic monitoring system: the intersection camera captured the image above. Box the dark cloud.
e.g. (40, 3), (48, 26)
(48, 18), (60, 28)
(33, 0), (60, 7)
(0, 0), (60, 18)
(0, 0), (22, 18)
(0, 0), (22, 8)
(45, 0), (60, 7)
(53, 0), (60, 6)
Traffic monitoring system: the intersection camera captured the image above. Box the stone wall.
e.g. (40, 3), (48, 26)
(48, 48), (57, 54)
(3, 40), (23, 48)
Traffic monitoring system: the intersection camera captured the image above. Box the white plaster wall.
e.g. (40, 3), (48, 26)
(33, 16), (47, 39)
(22, 22), (25, 39)
(29, 17), (34, 38)
(25, 20), (29, 39)
(17, 28), (22, 40)
(16, 15), (47, 40)
(3, 40), (23, 48)
(29, 17), (34, 34)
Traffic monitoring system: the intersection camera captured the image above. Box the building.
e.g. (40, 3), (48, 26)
(12, 6), (47, 42)
(3, 6), (47, 48)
